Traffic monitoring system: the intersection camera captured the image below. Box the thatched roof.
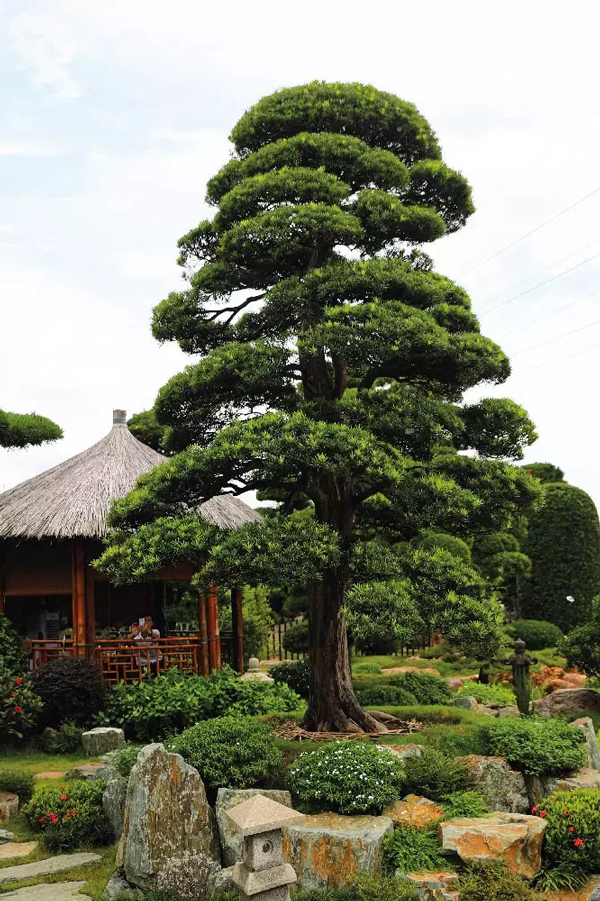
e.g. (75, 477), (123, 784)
(0, 410), (261, 540)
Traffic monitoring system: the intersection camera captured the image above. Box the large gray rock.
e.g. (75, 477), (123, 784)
(533, 688), (600, 718)
(82, 727), (125, 757)
(0, 829), (14, 844)
(216, 788), (292, 867)
(102, 872), (142, 900)
(398, 871), (459, 901)
(457, 756), (529, 813)
(282, 813), (394, 889)
(122, 743), (221, 900)
(438, 813), (546, 879)
(210, 866), (236, 897)
(449, 696), (478, 711)
(1, 883), (92, 900)
(526, 767), (600, 806)
(572, 717), (600, 770)
(102, 771), (127, 840)
(0, 792), (19, 823)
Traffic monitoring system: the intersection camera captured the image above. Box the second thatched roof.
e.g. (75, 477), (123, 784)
(0, 410), (261, 540)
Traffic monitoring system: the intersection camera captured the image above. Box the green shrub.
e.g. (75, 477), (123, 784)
(440, 790), (490, 820)
(282, 621), (309, 654)
(356, 685), (418, 707)
(456, 681), (515, 706)
(170, 716), (283, 794)
(0, 616), (27, 675)
(532, 788), (600, 888)
(40, 722), (84, 755)
(459, 860), (538, 901)
(352, 873), (417, 901)
(402, 747), (471, 800)
(427, 725), (489, 758)
(269, 659), (311, 699)
(103, 744), (142, 778)
(352, 662), (382, 675)
(0, 769), (35, 802)
(32, 657), (106, 727)
(383, 825), (449, 874)
(390, 672), (452, 705)
(288, 742), (405, 815)
(220, 585), (273, 660)
(23, 779), (112, 851)
(0, 671), (42, 742)
(485, 718), (586, 776)
(100, 667), (302, 741)
(506, 619), (563, 650)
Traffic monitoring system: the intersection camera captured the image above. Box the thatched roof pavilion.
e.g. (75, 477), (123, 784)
(0, 410), (260, 673)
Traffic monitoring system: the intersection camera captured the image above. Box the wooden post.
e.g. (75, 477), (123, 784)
(0, 548), (4, 616)
(231, 587), (244, 673)
(198, 592), (210, 675)
(206, 585), (221, 672)
(71, 539), (87, 656)
(85, 557), (96, 658)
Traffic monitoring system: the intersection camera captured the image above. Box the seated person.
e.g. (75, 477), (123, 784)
(139, 615), (162, 673)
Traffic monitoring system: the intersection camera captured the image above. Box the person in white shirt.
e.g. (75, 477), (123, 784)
(140, 615), (162, 675)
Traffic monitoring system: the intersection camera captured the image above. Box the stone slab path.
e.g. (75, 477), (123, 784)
(1, 881), (92, 899)
(0, 852), (101, 884)
(0, 842), (38, 860)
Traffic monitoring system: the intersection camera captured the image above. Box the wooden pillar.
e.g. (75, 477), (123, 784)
(71, 539), (87, 656)
(198, 592), (210, 675)
(0, 548), (5, 616)
(206, 585), (221, 672)
(85, 561), (96, 658)
(231, 587), (244, 673)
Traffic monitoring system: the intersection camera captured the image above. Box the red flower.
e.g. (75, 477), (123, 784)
(14, 706), (22, 714)
(49, 814), (58, 825)
(60, 794), (67, 801)
(38, 817), (46, 824)
(569, 826), (576, 833)
(574, 837), (584, 848)
(9, 692), (15, 697)
(531, 805), (539, 813)
(539, 810), (547, 818)
(563, 809), (569, 816)
(72, 809), (78, 816)
(15, 678), (23, 686)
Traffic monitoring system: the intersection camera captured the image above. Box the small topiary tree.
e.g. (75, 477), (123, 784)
(32, 657), (107, 727)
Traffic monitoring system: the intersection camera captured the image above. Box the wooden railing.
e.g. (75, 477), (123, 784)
(28, 634), (236, 685)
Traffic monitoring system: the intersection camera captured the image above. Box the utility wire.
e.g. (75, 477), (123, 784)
(480, 249), (600, 314)
(463, 183), (600, 276)
(504, 288), (600, 337)
(518, 338), (600, 373)
(512, 315), (600, 356)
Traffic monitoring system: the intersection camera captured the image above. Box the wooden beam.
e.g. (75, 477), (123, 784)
(206, 585), (221, 672)
(85, 556), (96, 655)
(231, 587), (244, 673)
(0, 548), (5, 616)
(198, 592), (210, 675)
(71, 539), (87, 656)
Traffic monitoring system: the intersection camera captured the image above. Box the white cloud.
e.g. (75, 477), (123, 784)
(0, 139), (63, 156)
(9, 11), (83, 101)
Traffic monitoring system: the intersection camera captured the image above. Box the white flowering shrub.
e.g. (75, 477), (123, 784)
(287, 741), (404, 814)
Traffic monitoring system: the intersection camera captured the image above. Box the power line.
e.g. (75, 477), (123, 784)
(504, 288), (600, 336)
(518, 338), (600, 374)
(511, 315), (600, 357)
(480, 249), (600, 314)
(463, 183), (600, 276)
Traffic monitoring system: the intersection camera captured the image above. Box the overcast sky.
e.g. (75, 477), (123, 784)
(1, 0), (600, 507)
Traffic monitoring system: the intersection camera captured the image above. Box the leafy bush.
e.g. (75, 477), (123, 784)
(356, 685), (418, 707)
(103, 744), (142, 778)
(269, 659), (311, 699)
(485, 718), (586, 776)
(0, 769), (35, 802)
(352, 662), (382, 675)
(532, 789), (600, 888)
(170, 716), (283, 794)
(288, 742), (405, 815)
(506, 619), (563, 650)
(282, 621), (309, 654)
(383, 825), (449, 874)
(459, 860), (538, 901)
(0, 616), (27, 675)
(32, 657), (106, 727)
(101, 667), (302, 741)
(440, 790), (490, 820)
(562, 594), (600, 680)
(402, 747), (471, 800)
(390, 672), (452, 705)
(0, 671), (42, 742)
(352, 873), (417, 901)
(456, 681), (515, 706)
(40, 722), (84, 755)
(23, 779), (112, 851)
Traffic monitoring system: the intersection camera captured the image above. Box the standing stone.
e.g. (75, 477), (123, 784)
(282, 813), (394, 890)
(398, 871), (459, 901)
(0, 792), (19, 822)
(533, 689), (600, 718)
(449, 697), (478, 711)
(122, 743), (220, 900)
(81, 727), (125, 757)
(216, 789), (292, 867)
(102, 771), (127, 841)
(438, 812), (546, 878)
(571, 717), (600, 770)
(457, 756), (529, 813)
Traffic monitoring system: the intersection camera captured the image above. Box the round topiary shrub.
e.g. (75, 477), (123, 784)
(506, 619), (563, 650)
(32, 657), (107, 727)
(401, 746), (471, 800)
(170, 716), (283, 795)
(356, 685), (418, 707)
(390, 671), (452, 705)
(455, 681), (515, 707)
(533, 788), (600, 890)
(287, 741), (405, 815)
(459, 860), (538, 901)
(269, 659), (311, 699)
(485, 718), (586, 776)
(23, 779), (112, 851)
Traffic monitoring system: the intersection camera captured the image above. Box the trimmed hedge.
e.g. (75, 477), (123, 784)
(506, 619), (563, 650)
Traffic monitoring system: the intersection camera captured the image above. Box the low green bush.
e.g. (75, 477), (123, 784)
(356, 685), (418, 707)
(0, 616), (28, 675)
(0, 671), (42, 742)
(506, 619), (563, 650)
(170, 716), (283, 795)
(288, 742), (405, 815)
(456, 681), (515, 706)
(440, 790), (490, 820)
(352, 662), (382, 675)
(383, 825), (449, 874)
(100, 667), (302, 741)
(103, 744), (142, 778)
(32, 657), (107, 727)
(532, 788), (600, 889)
(269, 659), (311, 699)
(0, 769), (35, 802)
(402, 747), (471, 800)
(40, 722), (84, 755)
(459, 860), (538, 901)
(23, 779), (112, 851)
(390, 672), (452, 705)
(485, 718), (586, 776)
(352, 873), (417, 901)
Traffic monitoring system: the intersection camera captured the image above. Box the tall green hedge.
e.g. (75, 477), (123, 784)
(521, 483), (600, 630)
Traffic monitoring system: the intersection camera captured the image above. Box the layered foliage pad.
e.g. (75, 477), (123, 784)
(98, 81), (539, 665)
(0, 408), (62, 449)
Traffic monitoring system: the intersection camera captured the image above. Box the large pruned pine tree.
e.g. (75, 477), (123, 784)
(0, 409), (62, 449)
(98, 82), (539, 732)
